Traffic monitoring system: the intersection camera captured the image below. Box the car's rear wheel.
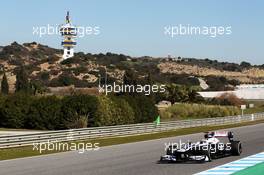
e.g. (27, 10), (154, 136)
(231, 141), (242, 156)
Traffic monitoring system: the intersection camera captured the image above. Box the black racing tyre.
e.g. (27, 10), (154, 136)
(206, 149), (212, 162)
(202, 148), (212, 162)
(166, 147), (173, 155)
(231, 141), (242, 156)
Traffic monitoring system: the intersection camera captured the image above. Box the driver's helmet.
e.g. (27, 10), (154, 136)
(204, 132), (214, 139)
(228, 131), (234, 141)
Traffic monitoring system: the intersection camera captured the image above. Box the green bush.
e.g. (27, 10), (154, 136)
(161, 103), (240, 120)
(0, 93), (159, 129)
(61, 95), (98, 128)
(69, 115), (88, 128)
(40, 71), (50, 81)
(94, 95), (135, 126)
(132, 95), (158, 123)
(121, 94), (158, 123)
(0, 93), (32, 128)
(25, 96), (63, 130)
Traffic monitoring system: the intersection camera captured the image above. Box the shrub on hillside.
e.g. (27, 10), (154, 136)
(60, 57), (83, 65)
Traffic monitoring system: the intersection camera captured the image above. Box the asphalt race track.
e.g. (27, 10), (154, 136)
(0, 123), (264, 175)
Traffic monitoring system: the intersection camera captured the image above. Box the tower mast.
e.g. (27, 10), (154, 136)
(60, 11), (77, 60)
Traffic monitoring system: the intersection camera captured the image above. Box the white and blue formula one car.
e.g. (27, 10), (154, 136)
(160, 131), (242, 163)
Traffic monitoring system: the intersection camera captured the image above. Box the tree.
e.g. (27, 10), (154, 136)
(94, 95), (135, 126)
(186, 87), (204, 103)
(123, 69), (137, 85)
(0, 93), (32, 128)
(165, 84), (188, 103)
(145, 71), (154, 85)
(31, 81), (47, 95)
(240, 61), (251, 69)
(188, 89), (198, 102)
(1, 73), (9, 94)
(133, 95), (158, 123)
(15, 66), (30, 93)
(122, 94), (158, 123)
(212, 93), (244, 106)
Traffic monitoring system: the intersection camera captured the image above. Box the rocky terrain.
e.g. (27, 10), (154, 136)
(0, 41), (264, 93)
(158, 62), (264, 83)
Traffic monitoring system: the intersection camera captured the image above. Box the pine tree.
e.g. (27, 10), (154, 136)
(15, 66), (30, 93)
(1, 72), (9, 94)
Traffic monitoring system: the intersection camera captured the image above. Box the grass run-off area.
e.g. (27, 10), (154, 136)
(0, 119), (264, 161)
(233, 162), (264, 175)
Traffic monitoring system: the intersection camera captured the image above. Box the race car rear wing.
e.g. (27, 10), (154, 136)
(204, 131), (234, 140)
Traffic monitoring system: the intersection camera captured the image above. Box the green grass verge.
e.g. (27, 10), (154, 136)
(0, 128), (42, 131)
(160, 103), (241, 120)
(0, 119), (264, 161)
(233, 162), (264, 175)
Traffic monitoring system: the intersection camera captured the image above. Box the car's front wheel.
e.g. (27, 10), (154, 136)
(201, 149), (212, 162)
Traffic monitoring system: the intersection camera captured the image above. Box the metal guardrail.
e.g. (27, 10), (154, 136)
(0, 113), (263, 149)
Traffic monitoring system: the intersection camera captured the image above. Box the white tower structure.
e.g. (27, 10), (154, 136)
(60, 11), (77, 60)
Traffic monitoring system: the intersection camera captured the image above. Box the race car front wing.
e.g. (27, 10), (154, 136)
(160, 154), (210, 162)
